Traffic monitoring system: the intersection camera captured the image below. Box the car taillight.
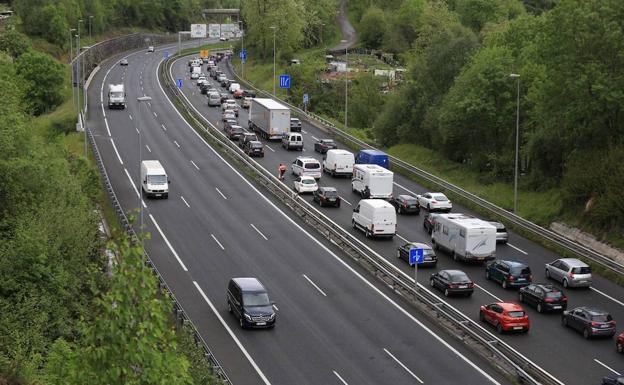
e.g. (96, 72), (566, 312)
(544, 298), (555, 303)
(469, 282), (474, 288)
(371, 224), (374, 232)
(431, 201), (437, 204)
(591, 322), (602, 327)
(403, 203), (408, 208)
(507, 275), (514, 281)
(561, 296), (568, 302)
(568, 272), (574, 278)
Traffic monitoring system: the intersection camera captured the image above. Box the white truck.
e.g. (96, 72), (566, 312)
(108, 84), (126, 109)
(431, 213), (496, 263)
(351, 164), (393, 198)
(248, 98), (290, 140)
(141, 160), (169, 199)
(352, 199), (396, 238)
(323, 149), (354, 177)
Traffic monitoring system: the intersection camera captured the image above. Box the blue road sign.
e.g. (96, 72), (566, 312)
(164, 51), (169, 58)
(409, 248), (424, 266)
(279, 74), (291, 89)
(303, 93), (309, 104)
(176, 79), (182, 88)
(239, 49), (247, 60)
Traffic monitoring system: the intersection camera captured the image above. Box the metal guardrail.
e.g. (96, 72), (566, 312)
(222, 61), (624, 278)
(82, 38), (231, 384)
(163, 54), (563, 385)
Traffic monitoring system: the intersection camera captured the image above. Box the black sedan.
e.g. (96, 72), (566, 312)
(243, 89), (257, 98)
(397, 242), (437, 267)
(518, 284), (567, 313)
(313, 187), (341, 207)
(389, 194), (420, 215)
(430, 270), (474, 297)
(602, 375), (624, 385)
(423, 213), (439, 234)
(227, 125), (244, 140)
(314, 139), (337, 154)
(562, 306), (616, 339)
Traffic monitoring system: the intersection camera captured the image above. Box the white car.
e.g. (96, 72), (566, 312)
(417, 192), (452, 212)
(293, 176), (318, 194)
(191, 72), (199, 79)
(291, 156), (321, 179)
(147, 46), (155, 52)
(197, 76), (207, 85)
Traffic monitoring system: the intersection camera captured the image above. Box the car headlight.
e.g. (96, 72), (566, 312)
(244, 313), (252, 321)
(269, 313), (276, 320)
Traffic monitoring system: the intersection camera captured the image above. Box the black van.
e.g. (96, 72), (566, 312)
(227, 278), (276, 329)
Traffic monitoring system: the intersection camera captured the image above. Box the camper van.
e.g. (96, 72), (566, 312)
(108, 84), (126, 109)
(351, 164), (393, 198)
(141, 160), (169, 198)
(323, 149), (354, 177)
(431, 213), (496, 263)
(352, 199), (396, 238)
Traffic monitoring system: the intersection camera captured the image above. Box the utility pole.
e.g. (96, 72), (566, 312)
(270, 26), (277, 95)
(69, 28), (76, 113)
(509, 73), (521, 214)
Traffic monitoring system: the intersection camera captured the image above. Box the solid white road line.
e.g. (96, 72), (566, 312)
(162, 124), (167, 131)
(393, 181), (417, 194)
(174, 140), (181, 148)
(190, 160), (200, 170)
(333, 370), (349, 385)
(339, 196), (352, 206)
(396, 234), (409, 243)
(193, 282), (272, 385)
(215, 187), (228, 200)
(145, 144), (152, 153)
(264, 144), (276, 152)
(210, 234), (225, 250)
(383, 348), (424, 384)
(159, 57), (507, 385)
(301, 129), (308, 134)
(590, 287), (624, 307)
(302, 274), (327, 297)
(123, 168), (147, 208)
(180, 196), (190, 208)
(594, 358), (621, 375)
(507, 243), (528, 255)
(250, 223), (268, 240)
(272, 304), (279, 311)
(311, 135), (319, 141)
(474, 284), (503, 302)
(149, 214), (188, 271)
(129, 114), (133, 120)
(110, 138), (124, 164)
(104, 117), (111, 136)
(135, 127), (140, 134)
(153, 111), (158, 117)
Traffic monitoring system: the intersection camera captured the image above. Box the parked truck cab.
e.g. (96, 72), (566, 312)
(141, 160), (169, 198)
(108, 84), (126, 109)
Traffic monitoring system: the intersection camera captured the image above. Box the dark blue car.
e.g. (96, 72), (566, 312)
(486, 260), (532, 289)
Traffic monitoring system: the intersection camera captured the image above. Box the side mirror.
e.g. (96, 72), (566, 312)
(143, 179), (147, 184)
(168, 180), (171, 184)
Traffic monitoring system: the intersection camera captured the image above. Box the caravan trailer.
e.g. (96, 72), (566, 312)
(431, 213), (496, 262)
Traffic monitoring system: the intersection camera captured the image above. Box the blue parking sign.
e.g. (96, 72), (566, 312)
(239, 49), (247, 60)
(176, 79), (182, 88)
(164, 51), (169, 58)
(409, 248), (424, 266)
(303, 93), (309, 104)
(279, 74), (291, 89)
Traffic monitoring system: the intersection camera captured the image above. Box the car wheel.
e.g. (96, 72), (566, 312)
(537, 303), (543, 313)
(485, 270), (490, 280)
(496, 323), (503, 334)
(479, 311), (485, 322)
(319, 200), (324, 207)
(545, 269), (550, 278)
(444, 288), (450, 297)
(397, 250), (402, 259)
(427, 204), (431, 210)
(583, 328), (591, 339)
(365, 229), (372, 238)
(518, 293), (524, 302)
(452, 251), (459, 262)
(465, 292), (472, 297)
(336, 202), (341, 208)
(561, 316), (568, 327)
(502, 280), (508, 289)
(563, 279), (569, 288)
(429, 279), (435, 287)
(617, 342), (623, 353)
(352, 220), (357, 229)
(227, 301), (232, 313)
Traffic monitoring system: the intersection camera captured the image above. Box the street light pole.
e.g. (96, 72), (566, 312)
(510, 73), (520, 214)
(89, 15), (93, 43)
(137, 96), (152, 251)
(239, 21), (245, 79)
(69, 28), (76, 113)
(270, 26), (277, 95)
(77, 19), (83, 113)
(320, 23), (325, 45)
(341, 40), (348, 131)
(75, 33), (80, 114)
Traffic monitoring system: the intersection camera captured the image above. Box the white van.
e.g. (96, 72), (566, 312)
(207, 92), (221, 107)
(141, 160), (169, 198)
(431, 213), (496, 262)
(281, 132), (303, 151)
(291, 156), (321, 179)
(351, 164), (393, 199)
(191, 66), (201, 79)
(323, 149), (354, 177)
(229, 82), (241, 93)
(108, 84), (126, 109)
(352, 199), (396, 238)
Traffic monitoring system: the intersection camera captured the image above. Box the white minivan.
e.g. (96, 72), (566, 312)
(282, 132), (303, 151)
(291, 156), (321, 179)
(141, 160), (169, 198)
(323, 149), (354, 177)
(352, 199), (396, 238)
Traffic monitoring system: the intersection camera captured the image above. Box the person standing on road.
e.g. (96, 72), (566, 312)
(278, 163), (286, 180)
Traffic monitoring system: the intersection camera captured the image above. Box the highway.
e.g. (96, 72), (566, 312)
(166, 53), (624, 385)
(87, 43), (515, 384)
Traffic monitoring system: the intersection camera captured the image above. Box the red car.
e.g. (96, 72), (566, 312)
(479, 302), (530, 334)
(617, 332), (624, 353)
(233, 89), (244, 99)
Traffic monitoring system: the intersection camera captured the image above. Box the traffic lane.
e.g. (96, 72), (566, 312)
(175, 61), (620, 384)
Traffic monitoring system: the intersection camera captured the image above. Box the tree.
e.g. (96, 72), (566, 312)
(453, 0), (506, 31)
(15, 51), (66, 115)
(349, 73), (384, 129)
(0, 30), (32, 59)
(359, 6), (386, 49)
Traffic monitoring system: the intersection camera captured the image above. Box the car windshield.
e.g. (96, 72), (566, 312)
(510, 266), (531, 275)
(434, 195), (448, 201)
(572, 266), (591, 274)
(232, 127), (243, 133)
(507, 311), (525, 318)
(545, 291), (563, 299)
(591, 314), (612, 322)
(251, 143), (263, 148)
(323, 140), (334, 144)
(449, 272), (469, 282)
(147, 175), (167, 184)
(111, 92), (124, 98)
(304, 163), (320, 169)
(302, 179), (315, 185)
(323, 190), (338, 197)
(404, 197), (418, 204)
(243, 292), (270, 307)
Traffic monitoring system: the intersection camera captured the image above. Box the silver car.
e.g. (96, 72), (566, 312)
(488, 221), (508, 244)
(545, 258), (592, 288)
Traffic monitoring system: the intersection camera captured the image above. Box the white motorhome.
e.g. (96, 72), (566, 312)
(141, 160), (169, 199)
(323, 149), (354, 177)
(108, 84), (126, 109)
(431, 213), (496, 262)
(351, 164), (393, 198)
(352, 199), (396, 238)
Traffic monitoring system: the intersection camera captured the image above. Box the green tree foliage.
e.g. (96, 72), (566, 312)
(15, 51), (67, 115)
(359, 7), (386, 49)
(0, 30), (32, 59)
(348, 72), (384, 129)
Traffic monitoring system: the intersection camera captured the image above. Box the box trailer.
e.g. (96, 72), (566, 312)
(248, 98), (290, 140)
(431, 213), (496, 262)
(351, 164), (393, 198)
(355, 149), (389, 169)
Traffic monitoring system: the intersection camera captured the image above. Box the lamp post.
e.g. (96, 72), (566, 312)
(269, 26), (277, 95)
(239, 21), (245, 79)
(69, 28), (76, 113)
(77, 19), (83, 113)
(88, 15), (93, 43)
(75, 33), (80, 114)
(341, 40), (348, 131)
(320, 23), (325, 45)
(509, 73), (520, 214)
(137, 96), (152, 246)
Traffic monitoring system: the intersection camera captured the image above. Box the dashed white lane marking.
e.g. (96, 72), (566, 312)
(180, 196), (190, 208)
(264, 144), (275, 152)
(396, 234), (409, 243)
(174, 140), (180, 148)
(110, 138), (123, 164)
(145, 144), (152, 153)
(303, 274), (327, 297)
(161, 124), (167, 131)
(135, 127), (140, 134)
(590, 287), (624, 307)
(339, 196), (352, 205)
(149, 214), (188, 271)
(190, 160), (200, 170)
(153, 111), (158, 117)
(311, 135), (319, 141)
(507, 243), (528, 255)
(333, 370), (348, 385)
(128, 114), (133, 120)
(250, 223), (268, 240)
(272, 304), (279, 311)
(210, 234), (225, 250)
(474, 284), (503, 302)
(123, 168), (145, 207)
(383, 348), (424, 384)
(594, 359), (620, 375)
(104, 117), (111, 136)
(215, 187), (228, 200)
